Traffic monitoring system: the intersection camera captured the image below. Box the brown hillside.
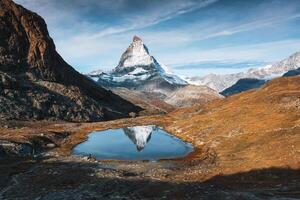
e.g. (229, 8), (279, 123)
(166, 76), (300, 178)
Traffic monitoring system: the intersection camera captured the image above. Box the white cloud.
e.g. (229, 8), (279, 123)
(164, 39), (300, 67)
(84, 0), (219, 39)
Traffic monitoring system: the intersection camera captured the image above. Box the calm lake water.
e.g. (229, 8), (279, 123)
(72, 125), (193, 161)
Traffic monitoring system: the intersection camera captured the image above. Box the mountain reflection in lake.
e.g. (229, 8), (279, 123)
(123, 125), (156, 151)
(73, 125), (193, 161)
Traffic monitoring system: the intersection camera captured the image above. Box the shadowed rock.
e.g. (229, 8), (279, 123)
(220, 78), (266, 96)
(283, 67), (300, 77)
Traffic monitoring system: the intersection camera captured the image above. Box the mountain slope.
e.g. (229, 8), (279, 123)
(165, 85), (222, 108)
(220, 78), (266, 97)
(0, 0), (141, 121)
(272, 51), (300, 74)
(167, 75), (300, 179)
(111, 87), (175, 114)
(283, 67), (300, 77)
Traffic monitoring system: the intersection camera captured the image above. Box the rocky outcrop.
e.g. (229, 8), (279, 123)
(0, 0), (141, 121)
(0, 140), (33, 157)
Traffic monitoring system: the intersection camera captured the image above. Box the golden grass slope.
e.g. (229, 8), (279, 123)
(166, 76), (300, 178)
(0, 76), (299, 183)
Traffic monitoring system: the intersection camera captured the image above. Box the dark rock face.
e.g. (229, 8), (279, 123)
(283, 68), (300, 77)
(0, 0), (141, 121)
(220, 78), (266, 97)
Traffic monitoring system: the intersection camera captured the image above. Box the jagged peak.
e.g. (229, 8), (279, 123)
(133, 35), (142, 42)
(130, 35), (146, 50)
(110, 35), (187, 85)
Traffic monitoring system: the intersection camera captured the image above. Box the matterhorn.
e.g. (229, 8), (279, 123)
(88, 36), (221, 109)
(95, 36), (187, 98)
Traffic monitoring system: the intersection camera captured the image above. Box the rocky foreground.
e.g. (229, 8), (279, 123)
(1, 75), (300, 199)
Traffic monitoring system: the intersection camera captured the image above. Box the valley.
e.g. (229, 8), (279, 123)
(1, 75), (300, 199)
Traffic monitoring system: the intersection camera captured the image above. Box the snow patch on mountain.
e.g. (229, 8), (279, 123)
(118, 36), (153, 68)
(86, 69), (104, 76)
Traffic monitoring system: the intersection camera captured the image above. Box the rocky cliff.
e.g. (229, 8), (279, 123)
(0, 0), (141, 121)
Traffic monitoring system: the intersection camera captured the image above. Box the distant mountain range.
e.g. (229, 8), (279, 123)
(220, 51), (300, 96)
(87, 36), (221, 108)
(185, 51), (300, 93)
(87, 35), (300, 104)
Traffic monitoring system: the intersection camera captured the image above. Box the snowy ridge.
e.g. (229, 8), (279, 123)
(85, 69), (106, 82)
(185, 51), (300, 92)
(85, 69), (104, 76)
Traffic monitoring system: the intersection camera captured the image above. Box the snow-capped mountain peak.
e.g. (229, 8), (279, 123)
(94, 36), (187, 88)
(115, 36), (154, 70)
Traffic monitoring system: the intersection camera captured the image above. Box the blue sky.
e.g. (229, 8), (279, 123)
(15, 0), (300, 76)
